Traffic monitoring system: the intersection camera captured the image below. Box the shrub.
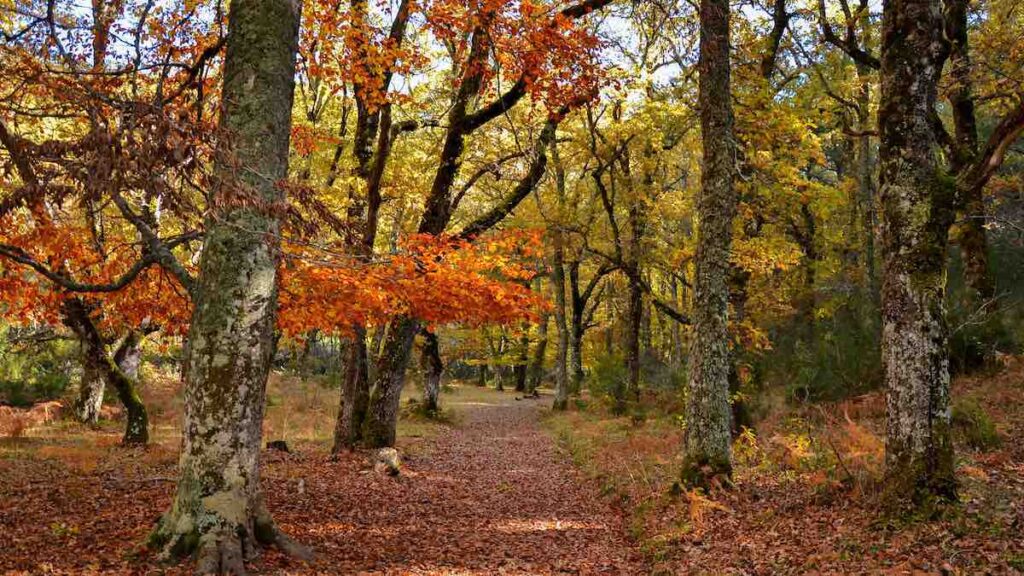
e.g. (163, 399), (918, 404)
(588, 352), (628, 411)
(951, 399), (1001, 451)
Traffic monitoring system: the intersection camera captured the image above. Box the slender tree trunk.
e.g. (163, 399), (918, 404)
(568, 307), (584, 394)
(876, 0), (957, 505)
(420, 330), (443, 414)
(477, 364), (488, 387)
(552, 241), (570, 411)
(74, 358), (104, 425)
(945, 0), (994, 305)
(149, 1), (310, 571)
(528, 311), (549, 394)
(681, 0), (737, 487)
(514, 328), (529, 392)
(623, 270), (643, 413)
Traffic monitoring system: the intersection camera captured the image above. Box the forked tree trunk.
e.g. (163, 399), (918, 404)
(149, 1), (310, 572)
(420, 329), (443, 414)
(362, 317), (419, 448)
(877, 0), (956, 505)
(333, 331), (370, 452)
(62, 300), (149, 445)
(681, 0), (737, 487)
(74, 360), (104, 425)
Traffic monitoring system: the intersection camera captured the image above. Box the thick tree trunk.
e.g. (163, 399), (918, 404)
(876, 0), (957, 505)
(681, 0), (737, 487)
(362, 317), (419, 448)
(420, 330), (443, 414)
(149, 1), (309, 572)
(74, 359), (104, 425)
(332, 331), (370, 452)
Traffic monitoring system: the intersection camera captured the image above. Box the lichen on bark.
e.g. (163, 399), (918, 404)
(681, 0), (737, 488)
(876, 0), (957, 506)
(149, 0), (310, 572)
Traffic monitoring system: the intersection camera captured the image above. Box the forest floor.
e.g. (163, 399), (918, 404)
(546, 357), (1024, 575)
(3, 360), (1024, 575)
(0, 377), (647, 575)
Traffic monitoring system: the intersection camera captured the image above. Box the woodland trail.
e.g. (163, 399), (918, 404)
(265, 389), (649, 574)
(0, 386), (648, 575)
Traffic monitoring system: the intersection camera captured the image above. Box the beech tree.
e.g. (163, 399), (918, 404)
(149, 0), (312, 571)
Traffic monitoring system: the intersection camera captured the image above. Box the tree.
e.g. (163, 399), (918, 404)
(875, 0), (956, 505)
(148, 0), (312, 571)
(681, 0), (737, 487)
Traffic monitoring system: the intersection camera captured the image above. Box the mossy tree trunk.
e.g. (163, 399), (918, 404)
(681, 0), (737, 488)
(62, 299), (149, 445)
(876, 0), (957, 506)
(149, 1), (310, 572)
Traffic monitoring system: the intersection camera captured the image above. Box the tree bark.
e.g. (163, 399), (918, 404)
(552, 239), (570, 411)
(420, 329), (443, 414)
(62, 300), (149, 445)
(74, 358), (104, 425)
(362, 317), (418, 448)
(681, 0), (737, 487)
(528, 310), (549, 394)
(876, 0), (957, 505)
(333, 331), (370, 452)
(149, 1), (310, 571)
(514, 327), (529, 393)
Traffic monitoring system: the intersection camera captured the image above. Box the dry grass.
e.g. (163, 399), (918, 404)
(544, 360), (1024, 574)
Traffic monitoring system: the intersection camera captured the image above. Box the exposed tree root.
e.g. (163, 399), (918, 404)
(151, 500), (312, 576)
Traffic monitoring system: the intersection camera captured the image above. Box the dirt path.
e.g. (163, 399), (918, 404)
(0, 386), (648, 575)
(265, 390), (648, 574)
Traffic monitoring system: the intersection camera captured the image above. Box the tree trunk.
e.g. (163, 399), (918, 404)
(332, 330), (369, 452)
(552, 240), (570, 411)
(149, 1), (310, 571)
(877, 0), (956, 505)
(514, 328), (529, 393)
(420, 329), (443, 414)
(945, 0), (994, 305)
(74, 359), (104, 425)
(681, 0), (737, 487)
(622, 270), (643, 414)
(568, 301), (585, 395)
(62, 300), (149, 446)
(362, 317), (419, 448)
(477, 364), (488, 387)
(528, 313), (549, 394)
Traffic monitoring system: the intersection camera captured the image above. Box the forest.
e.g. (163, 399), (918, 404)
(0, 0), (1023, 573)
